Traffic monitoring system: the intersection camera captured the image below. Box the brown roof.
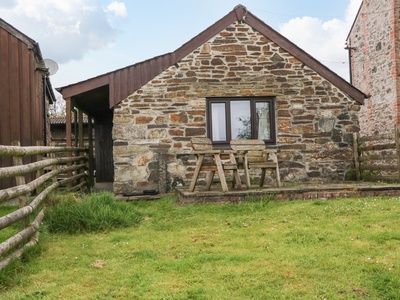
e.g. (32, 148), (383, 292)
(0, 18), (57, 103)
(58, 4), (367, 115)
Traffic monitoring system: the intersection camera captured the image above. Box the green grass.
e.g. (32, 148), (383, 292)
(0, 205), (20, 242)
(45, 192), (143, 233)
(1, 195), (400, 299)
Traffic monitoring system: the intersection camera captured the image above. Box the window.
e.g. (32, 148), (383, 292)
(207, 97), (276, 146)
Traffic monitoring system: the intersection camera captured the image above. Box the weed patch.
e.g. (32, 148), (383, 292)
(44, 192), (142, 233)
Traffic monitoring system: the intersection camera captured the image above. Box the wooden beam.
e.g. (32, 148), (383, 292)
(65, 97), (72, 147)
(88, 117), (94, 187)
(78, 109), (84, 148)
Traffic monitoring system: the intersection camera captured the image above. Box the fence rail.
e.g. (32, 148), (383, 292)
(0, 143), (93, 271)
(353, 125), (400, 182)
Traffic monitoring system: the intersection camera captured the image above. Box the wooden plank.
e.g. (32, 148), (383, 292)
(359, 154), (398, 162)
(230, 139), (265, 151)
(32, 58), (42, 145)
(353, 133), (361, 180)
(9, 35), (21, 144)
(120, 67), (128, 100)
(359, 133), (393, 142)
(88, 117), (94, 187)
(191, 150), (221, 154)
(189, 154), (204, 192)
(360, 165), (398, 171)
(78, 110), (84, 147)
(0, 29), (11, 145)
(0, 30), (13, 188)
(20, 40), (31, 146)
(214, 153), (228, 192)
(190, 137), (213, 151)
(359, 143), (396, 152)
(248, 162), (277, 168)
(11, 141), (29, 227)
(65, 98), (72, 147)
(60, 75), (109, 99)
(362, 175), (399, 182)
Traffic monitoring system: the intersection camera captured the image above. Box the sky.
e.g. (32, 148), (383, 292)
(0, 0), (362, 93)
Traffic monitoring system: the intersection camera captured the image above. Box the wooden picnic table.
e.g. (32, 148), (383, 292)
(230, 140), (281, 188)
(188, 138), (281, 192)
(189, 138), (241, 192)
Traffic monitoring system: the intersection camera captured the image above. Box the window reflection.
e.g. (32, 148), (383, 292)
(231, 101), (251, 139)
(208, 97), (275, 145)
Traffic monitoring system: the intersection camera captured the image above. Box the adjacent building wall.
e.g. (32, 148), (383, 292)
(113, 22), (360, 195)
(348, 0), (400, 136)
(0, 19), (53, 189)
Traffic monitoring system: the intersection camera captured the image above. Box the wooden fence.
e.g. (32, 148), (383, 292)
(353, 125), (400, 182)
(0, 144), (93, 271)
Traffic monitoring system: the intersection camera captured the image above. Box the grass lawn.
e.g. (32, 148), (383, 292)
(1, 194), (400, 299)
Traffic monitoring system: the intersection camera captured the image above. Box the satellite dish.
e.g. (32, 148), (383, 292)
(44, 58), (59, 76)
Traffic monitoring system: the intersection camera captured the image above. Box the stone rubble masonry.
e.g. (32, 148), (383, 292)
(348, 0), (400, 137)
(112, 22), (360, 195)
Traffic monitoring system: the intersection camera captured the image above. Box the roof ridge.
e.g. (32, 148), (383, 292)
(59, 5), (367, 108)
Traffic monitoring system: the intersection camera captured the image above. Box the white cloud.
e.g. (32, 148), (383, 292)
(279, 0), (362, 80)
(106, 1), (127, 18)
(346, 0), (363, 23)
(0, 0), (125, 63)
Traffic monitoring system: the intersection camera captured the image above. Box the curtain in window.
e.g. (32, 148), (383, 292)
(211, 103), (226, 141)
(257, 103), (270, 140)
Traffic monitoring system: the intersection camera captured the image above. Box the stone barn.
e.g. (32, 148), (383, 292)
(59, 5), (367, 195)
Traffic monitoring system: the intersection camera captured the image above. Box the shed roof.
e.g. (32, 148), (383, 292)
(58, 4), (367, 119)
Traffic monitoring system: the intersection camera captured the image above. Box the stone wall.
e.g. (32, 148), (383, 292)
(113, 22), (360, 195)
(348, 0), (400, 136)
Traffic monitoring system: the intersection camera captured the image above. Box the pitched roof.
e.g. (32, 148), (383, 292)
(58, 4), (367, 113)
(0, 18), (43, 62)
(346, 1), (364, 42)
(0, 18), (57, 103)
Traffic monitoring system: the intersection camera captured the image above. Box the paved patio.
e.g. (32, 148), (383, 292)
(177, 182), (400, 204)
(91, 180), (400, 203)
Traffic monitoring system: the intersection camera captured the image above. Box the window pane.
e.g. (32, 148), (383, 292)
(231, 101), (251, 139)
(256, 102), (271, 140)
(211, 103), (226, 141)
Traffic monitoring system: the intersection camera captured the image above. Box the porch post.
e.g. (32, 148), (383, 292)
(88, 116), (95, 187)
(65, 97), (72, 147)
(78, 109), (84, 148)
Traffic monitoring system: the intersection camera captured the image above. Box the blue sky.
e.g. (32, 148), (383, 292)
(0, 0), (362, 90)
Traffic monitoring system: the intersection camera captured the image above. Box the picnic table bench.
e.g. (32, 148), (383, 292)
(189, 137), (241, 192)
(230, 139), (281, 188)
(188, 138), (281, 192)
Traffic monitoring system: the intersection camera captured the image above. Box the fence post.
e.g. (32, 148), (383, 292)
(395, 124), (400, 181)
(35, 140), (44, 194)
(353, 133), (361, 181)
(50, 141), (57, 184)
(11, 141), (29, 227)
